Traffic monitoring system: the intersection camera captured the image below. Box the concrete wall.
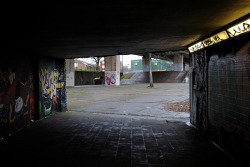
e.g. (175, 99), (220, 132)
(190, 33), (250, 162)
(75, 71), (104, 85)
(120, 71), (188, 84)
(152, 71), (188, 83)
(65, 59), (75, 87)
(173, 55), (184, 71)
(104, 55), (120, 71)
(0, 55), (66, 137)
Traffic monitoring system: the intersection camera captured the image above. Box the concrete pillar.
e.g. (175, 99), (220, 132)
(104, 55), (120, 86)
(65, 59), (75, 86)
(142, 55), (150, 72)
(148, 53), (154, 87)
(173, 55), (184, 71)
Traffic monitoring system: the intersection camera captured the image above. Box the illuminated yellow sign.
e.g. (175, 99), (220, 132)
(202, 31), (229, 47)
(227, 18), (250, 37)
(188, 41), (204, 53)
(188, 17), (250, 53)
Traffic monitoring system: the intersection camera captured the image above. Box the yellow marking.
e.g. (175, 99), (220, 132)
(42, 80), (45, 90)
(51, 73), (54, 83)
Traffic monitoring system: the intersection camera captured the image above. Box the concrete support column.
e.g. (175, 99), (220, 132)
(104, 55), (120, 85)
(148, 53), (154, 87)
(142, 55), (150, 72)
(173, 55), (184, 71)
(65, 59), (75, 86)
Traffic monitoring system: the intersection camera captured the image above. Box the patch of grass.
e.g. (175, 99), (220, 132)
(120, 73), (135, 80)
(75, 69), (98, 72)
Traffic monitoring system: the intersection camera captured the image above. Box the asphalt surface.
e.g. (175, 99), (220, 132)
(67, 83), (190, 122)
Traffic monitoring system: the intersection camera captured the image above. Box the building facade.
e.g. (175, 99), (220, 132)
(74, 59), (95, 71)
(131, 59), (174, 72)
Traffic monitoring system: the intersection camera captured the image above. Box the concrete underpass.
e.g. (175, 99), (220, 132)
(1, 1), (249, 167)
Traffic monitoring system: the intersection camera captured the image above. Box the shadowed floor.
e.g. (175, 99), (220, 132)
(0, 84), (237, 166)
(1, 111), (236, 167)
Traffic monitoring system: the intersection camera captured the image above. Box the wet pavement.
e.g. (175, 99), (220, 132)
(0, 84), (237, 166)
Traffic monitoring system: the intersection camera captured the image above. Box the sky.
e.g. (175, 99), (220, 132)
(77, 54), (142, 68)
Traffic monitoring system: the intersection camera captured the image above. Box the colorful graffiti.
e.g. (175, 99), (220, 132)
(105, 71), (119, 85)
(0, 57), (66, 136)
(105, 74), (116, 85)
(60, 81), (67, 110)
(39, 68), (62, 115)
(0, 61), (35, 133)
(39, 59), (66, 117)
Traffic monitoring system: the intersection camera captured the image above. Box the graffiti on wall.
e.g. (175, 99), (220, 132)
(0, 63), (35, 129)
(190, 51), (208, 131)
(39, 67), (63, 116)
(60, 81), (67, 110)
(39, 59), (66, 117)
(105, 71), (116, 85)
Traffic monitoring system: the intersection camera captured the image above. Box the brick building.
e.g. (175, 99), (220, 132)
(74, 59), (95, 71)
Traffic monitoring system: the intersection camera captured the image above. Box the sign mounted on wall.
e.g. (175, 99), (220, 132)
(188, 17), (250, 53)
(202, 31), (229, 47)
(188, 41), (204, 53)
(227, 18), (250, 37)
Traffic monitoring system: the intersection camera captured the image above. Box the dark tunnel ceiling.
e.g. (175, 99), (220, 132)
(2, 1), (250, 58)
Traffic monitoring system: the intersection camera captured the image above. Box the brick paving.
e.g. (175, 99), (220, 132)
(0, 84), (239, 166)
(1, 111), (236, 167)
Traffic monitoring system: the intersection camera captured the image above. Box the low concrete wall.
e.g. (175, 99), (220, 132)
(121, 71), (188, 84)
(153, 71), (188, 83)
(75, 71), (105, 85)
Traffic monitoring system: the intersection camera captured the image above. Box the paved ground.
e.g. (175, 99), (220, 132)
(0, 83), (237, 166)
(67, 83), (190, 122)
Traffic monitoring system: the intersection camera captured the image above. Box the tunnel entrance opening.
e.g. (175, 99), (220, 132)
(68, 53), (189, 119)
(68, 51), (190, 122)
